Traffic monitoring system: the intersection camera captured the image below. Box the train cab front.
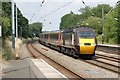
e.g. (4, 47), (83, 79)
(79, 31), (96, 57)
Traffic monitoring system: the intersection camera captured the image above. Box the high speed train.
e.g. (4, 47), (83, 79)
(39, 27), (97, 58)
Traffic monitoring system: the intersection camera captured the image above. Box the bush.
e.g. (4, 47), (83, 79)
(2, 38), (15, 60)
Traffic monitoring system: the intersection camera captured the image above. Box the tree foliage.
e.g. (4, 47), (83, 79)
(92, 4), (112, 17)
(116, 1), (120, 44)
(81, 16), (102, 35)
(2, 2), (29, 39)
(104, 7), (118, 43)
(28, 22), (42, 38)
(60, 12), (83, 30)
(60, 3), (120, 44)
(2, 16), (11, 38)
(60, 4), (112, 30)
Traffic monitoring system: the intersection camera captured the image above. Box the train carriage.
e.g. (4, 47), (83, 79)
(39, 31), (61, 51)
(39, 27), (97, 58)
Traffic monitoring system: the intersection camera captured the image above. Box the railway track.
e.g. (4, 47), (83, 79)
(82, 52), (120, 74)
(41, 42), (120, 74)
(27, 41), (119, 78)
(96, 53), (120, 62)
(27, 41), (84, 79)
(38, 41), (120, 74)
(96, 55), (120, 63)
(83, 59), (120, 74)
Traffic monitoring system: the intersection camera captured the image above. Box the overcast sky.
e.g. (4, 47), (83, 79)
(13, 0), (118, 31)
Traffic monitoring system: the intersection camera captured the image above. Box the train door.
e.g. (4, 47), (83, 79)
(74, 32), (78, 45)
(63, 33), (65, 45)
(61, 33), (65, 45)
(72, 33), (74, 45)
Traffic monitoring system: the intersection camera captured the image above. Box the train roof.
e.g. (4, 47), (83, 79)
(75, 27), (94, 32)
(40, 26), (95, 35)
(62, 26), (94, 33)
(41, 30), (60, 34)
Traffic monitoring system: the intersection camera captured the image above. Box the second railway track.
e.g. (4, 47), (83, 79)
(83, 59), (120, 74)
(82, 52), (120, 74)
(96, 54), (120, 63)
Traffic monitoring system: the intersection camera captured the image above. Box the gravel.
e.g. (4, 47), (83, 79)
(33, 41), (118, 78)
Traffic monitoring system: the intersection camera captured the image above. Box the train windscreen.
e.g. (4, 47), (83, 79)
(79, 32), (93, 38)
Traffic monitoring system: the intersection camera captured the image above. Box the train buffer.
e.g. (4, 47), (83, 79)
(2, 59), (67, 79)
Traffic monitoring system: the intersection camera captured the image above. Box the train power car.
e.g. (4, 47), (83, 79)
(39, 27), (97, 58)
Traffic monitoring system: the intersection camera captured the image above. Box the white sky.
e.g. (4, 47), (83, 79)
(13, 0), (118, 31)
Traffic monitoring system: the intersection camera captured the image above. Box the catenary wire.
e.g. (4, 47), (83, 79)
(40, 0), (75, 21)
(29, 0), (45, 23)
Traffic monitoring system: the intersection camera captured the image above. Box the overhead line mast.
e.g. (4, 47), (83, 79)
(16, 4), (18, 41)
(11, 0), (15, 49)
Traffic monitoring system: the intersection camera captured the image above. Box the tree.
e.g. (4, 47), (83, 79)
(81, 16), (102, 35)
(104, 3), (119, 43)
(79, 6), (93, 19)
(2, 16), (11, 39)
(2, 2), (29, 39)
(60, 12), (82, 30)
(2, 2), (11, 39)
(60, 3), (120, 44)
(18, 16), (28, 38)
(60, 4), (112, 30)
(116, 1), (120, 44)
(92, 4), (112, 17)
(28, 22), (42, 38)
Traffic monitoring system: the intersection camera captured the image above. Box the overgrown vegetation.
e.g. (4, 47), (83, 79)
(60, 2), (120, 44)
(1, 2), (43, 60)
(1, 2), (28, 60)
(2, 38), (15, 60)
(2, 2), (43, 39)
(2, 2), (30, 39)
